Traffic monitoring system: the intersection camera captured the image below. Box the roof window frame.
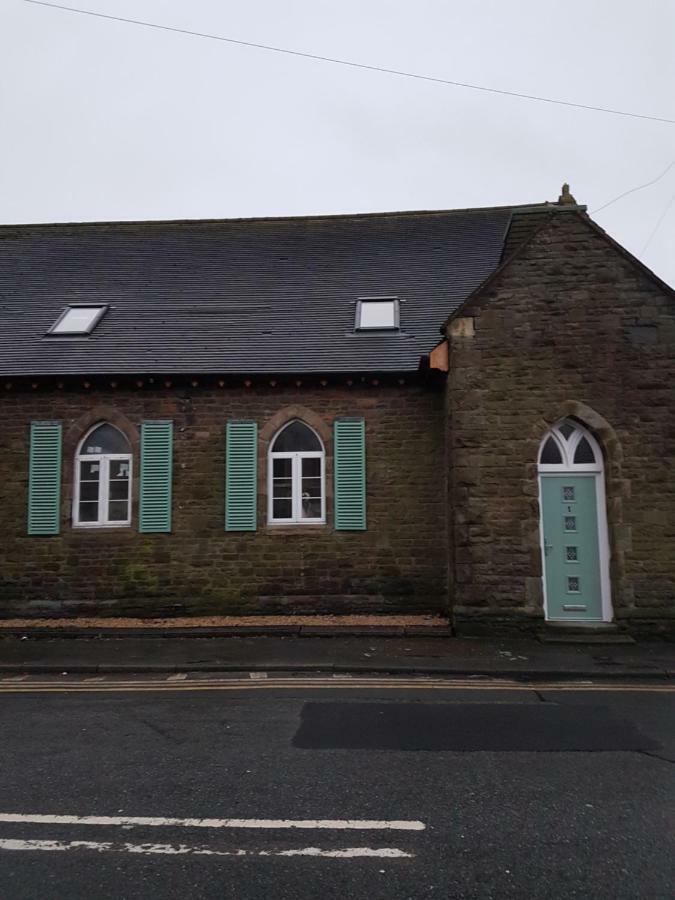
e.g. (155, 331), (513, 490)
(354, 296), (400, 332)
(47, 304), (108, 337)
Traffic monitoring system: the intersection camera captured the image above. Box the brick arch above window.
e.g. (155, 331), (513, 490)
(64, 407), (140, 460)
(259, 405), (332, 450)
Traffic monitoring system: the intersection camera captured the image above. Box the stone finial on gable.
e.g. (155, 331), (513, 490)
(558, 183), (578, 205)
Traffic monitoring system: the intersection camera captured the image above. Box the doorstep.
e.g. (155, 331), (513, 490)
(538, 623), (635, 645)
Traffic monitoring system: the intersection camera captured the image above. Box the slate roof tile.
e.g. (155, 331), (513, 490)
(0, 206), (519, 375)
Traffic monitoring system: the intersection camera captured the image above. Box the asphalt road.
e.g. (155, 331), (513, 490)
(0, 674), (672, 900)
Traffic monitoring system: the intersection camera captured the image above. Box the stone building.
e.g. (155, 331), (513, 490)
(0, 187), (673, 632)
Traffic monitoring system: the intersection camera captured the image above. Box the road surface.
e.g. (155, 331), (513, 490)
(0, 673), (672, 899)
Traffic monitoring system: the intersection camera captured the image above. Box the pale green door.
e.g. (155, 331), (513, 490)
(541, 475), (603, 621)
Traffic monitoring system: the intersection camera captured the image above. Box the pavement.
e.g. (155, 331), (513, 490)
(0, 632), (673, 679)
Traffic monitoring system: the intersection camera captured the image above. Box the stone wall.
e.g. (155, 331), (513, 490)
(446, 211), (675, 633)
(0, 379), (448, 617)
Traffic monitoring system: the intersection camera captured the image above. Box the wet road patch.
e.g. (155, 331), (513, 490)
(293, 701), (658, 751)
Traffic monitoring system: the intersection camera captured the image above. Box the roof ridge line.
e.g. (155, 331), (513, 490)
(0, 202), (556, 231)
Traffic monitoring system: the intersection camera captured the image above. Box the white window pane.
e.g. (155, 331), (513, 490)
(83, 426), (129, 455)
(301, 457), (321, 478)
(52, 307), (104, 334)
(273, 478), (292, 498)
(273, 499), (292, 519)
(108, 500), (129, 522)
(272, 423), (321, 453)
(574, 437), (596, 464)
(109, 479), (129, 501)
(79, 481), (99, 502)
(301, 497), (322, 519)
(301, 477), (322, 499)
(80, 460), (101, 480)
(78, 501), (98, 523)
(273, 457), (293, 477)
(358, 300), (397, 329)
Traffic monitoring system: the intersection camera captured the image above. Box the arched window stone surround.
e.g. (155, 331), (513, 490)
(63, 407), (140, 527)
(524, 402), (629, 614)
(259, 406), (333, 528)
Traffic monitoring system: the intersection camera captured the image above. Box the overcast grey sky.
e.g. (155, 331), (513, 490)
(3, 0), (675, 285)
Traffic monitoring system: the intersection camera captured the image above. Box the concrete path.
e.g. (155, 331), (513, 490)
(0, 634), (673, 679)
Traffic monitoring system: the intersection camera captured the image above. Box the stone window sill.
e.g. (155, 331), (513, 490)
(264, 523), (330, 536)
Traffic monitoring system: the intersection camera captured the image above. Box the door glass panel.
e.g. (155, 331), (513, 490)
(564, 516), (577, 532)
(566, 546), (578, 562)
(540, 437), (562, 464)
(574, 437), (596, 464)
(562, 485), (575, 501)
(567, 576), (580, 593)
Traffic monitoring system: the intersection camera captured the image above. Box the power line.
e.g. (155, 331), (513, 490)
(24, 0), (675, 126)
(640, 191), (675, 256)
(591, 159), (675, 213)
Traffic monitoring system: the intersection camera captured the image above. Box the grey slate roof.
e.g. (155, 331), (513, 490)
(0, 207), (517, 376)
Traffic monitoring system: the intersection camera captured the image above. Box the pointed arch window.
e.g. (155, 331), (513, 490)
(538, 420), (601, 472)
(74, 423), (132, 527)
(268, 421), (325, 524)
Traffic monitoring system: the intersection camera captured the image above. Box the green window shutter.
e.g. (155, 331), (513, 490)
(139, 421), (173, 533)
(225, 421), (257, 532)
(334, 418), (366, 530)
(27, 422), (62, 535)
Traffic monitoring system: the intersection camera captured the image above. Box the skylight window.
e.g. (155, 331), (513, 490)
(355, 297), (399, 330)
(49, 305), (107, 336)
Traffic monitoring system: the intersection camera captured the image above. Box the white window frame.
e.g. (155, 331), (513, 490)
(73, 428), (132, 528)
(355, 296), (400, 330)
(538, 421), (603, 474)
(268, 423), (326, 525)
(49, 305), (108, 336)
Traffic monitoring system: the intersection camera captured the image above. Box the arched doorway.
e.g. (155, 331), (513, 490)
(538, 420), (612, 623)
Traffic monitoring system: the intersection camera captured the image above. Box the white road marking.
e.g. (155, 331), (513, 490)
(249, 672), (268, 680)
(0, 838), (412, 859)
(1, 676), (28, 682)
(0, 813), (425, 831)
(166, 673), (188, 681)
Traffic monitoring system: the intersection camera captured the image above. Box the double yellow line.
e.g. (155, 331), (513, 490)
(0, 676), (672, 694)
